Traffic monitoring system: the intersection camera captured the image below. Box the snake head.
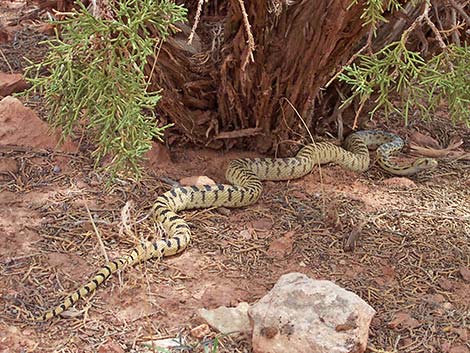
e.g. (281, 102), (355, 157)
(412, 158), (438, 171)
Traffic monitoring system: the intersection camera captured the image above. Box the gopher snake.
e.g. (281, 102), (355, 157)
(32, 130), (437, 321)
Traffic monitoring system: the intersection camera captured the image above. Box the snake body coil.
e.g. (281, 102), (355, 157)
(33, 130), (437, 321)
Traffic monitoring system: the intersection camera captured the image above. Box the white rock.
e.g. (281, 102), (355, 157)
(249, 273), (376, 353)
(199, 302), (251, 335)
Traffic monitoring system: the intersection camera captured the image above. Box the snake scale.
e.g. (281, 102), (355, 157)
(32, 130), (437, 321)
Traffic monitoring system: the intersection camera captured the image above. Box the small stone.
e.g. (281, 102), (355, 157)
(190, 324), (211, 339)
(179, 175), (216, 186)
(400, 338), (414, 348)
(0, 28), (9, 44)
(443, 302), (453, 310)
(388, 312), (420, 329)
(423, 293), (446, 306)
(52, 165), (61, 174)
(0, 72), (29, 96)
(441, 342), (452, 352)
(199, 302), (251, 335)
(239, 229), (253, 240)
(21, 329), (33, 336)
(291, 190), (309, 200)
(250, 218), (273, 231)
(216, 207), (231, 216)
(141, 338), (181, 350)
(0, 158), (17, 173)
(267, 231), (294, 258)
(144, 141), (171, 168)
(382, 177), (416, 188)
(438, 278), (454, 291)
(459, 267), (470, 282)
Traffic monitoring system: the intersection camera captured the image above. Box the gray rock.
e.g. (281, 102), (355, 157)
(249, 273), (376, 353)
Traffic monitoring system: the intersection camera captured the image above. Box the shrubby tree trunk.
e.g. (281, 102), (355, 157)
(40, 0), (469, 154)
(149, 0), (367, 153)
(147, 0), (468, 153)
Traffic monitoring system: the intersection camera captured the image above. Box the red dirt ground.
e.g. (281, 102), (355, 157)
(1, 113), (469, 353)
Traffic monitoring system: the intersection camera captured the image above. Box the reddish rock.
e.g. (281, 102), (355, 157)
(0, 24), (19, 44)
(144, 141), (171, 168)
(459, 266), (470, 282)
(0, 73), (29, 96)
(388, 312), (420, 330)
(381, 177), (416, 188)
(190, 323), (211, 339)
(267, 231), (294, 258)
(0, 96), (75, 151)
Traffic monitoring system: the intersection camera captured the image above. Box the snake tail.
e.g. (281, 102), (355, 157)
(32, 130), (436, 321)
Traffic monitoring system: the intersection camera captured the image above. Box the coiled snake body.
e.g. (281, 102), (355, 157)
(33, 130), (437, 321)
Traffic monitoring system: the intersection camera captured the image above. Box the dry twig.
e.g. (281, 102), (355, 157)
(238, 0), (255, 71)
(188, 0), (204, 45)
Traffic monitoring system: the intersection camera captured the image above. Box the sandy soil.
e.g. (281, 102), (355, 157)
(1, 126), (469, 353)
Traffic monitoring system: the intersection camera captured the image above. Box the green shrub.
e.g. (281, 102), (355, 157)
(26, 0), (187, 177)
(340, 42), (470, 125)
(342, 0), (470, 126)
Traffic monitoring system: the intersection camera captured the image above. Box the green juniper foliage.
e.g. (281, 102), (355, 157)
(340, 43), (470, 126)
(26, 0), (187, 177)
(342, 0), (470, 126)
(349, 0), (399, 33)
(349, 0), (422, 33)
